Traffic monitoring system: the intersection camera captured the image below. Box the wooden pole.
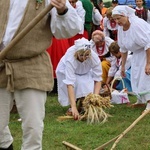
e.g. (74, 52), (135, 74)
(0, 3), (53, 61)
(110, 109), (150, 150)
(93, 135), (120, 150)
(62, 141), (82, 150)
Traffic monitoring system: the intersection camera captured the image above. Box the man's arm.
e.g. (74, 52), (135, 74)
(50, 0), (83, 39)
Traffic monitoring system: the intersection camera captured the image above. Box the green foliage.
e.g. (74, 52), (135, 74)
(104, 1), (112, 8)
(9, 94), (150, 150)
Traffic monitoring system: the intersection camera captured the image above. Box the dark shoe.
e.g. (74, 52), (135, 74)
(0, 144), (13, 150)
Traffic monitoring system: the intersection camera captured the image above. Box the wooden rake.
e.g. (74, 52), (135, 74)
(62, 109), (150, 150)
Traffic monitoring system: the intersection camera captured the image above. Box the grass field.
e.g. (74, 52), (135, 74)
(9, 93), (150, 150)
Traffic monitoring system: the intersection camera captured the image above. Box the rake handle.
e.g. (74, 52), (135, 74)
(0, 3), (53, 61)
(110, 109), (150, 150)
(93, 135), (120, 150)
(62, 141), (82, 150)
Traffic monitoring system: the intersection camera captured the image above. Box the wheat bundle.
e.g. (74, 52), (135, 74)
(80, 93), (113, 124)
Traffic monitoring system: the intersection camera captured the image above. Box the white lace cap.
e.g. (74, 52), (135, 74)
(74, 38), (91, 51)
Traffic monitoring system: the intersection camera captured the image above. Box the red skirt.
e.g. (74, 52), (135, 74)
(47, 37), (70, 78)
(68, 30), (88, 47)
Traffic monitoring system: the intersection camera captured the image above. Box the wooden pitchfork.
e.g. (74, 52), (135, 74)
(0, 3), (53, 61)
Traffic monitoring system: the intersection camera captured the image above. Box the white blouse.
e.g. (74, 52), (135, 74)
(3, 0), (83, 46)
(75, 1), (85, 34)
(92, 7), (103, 26)
(90, 37), (115, 63)
(57, 46), (102, 86)
(108, 54), (132, 77)
(103, 17), (118, 37)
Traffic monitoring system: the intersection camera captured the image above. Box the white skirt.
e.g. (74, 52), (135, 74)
(57, 71), (94, 106)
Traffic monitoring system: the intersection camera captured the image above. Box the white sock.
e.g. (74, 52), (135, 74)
(146, 102), (150, 110)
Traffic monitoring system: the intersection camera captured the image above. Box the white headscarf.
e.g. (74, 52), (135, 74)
(112, 5), (136, 17)
(74, 38), (91, 51)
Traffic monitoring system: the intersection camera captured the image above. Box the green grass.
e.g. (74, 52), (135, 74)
(9, 94), (150, 150)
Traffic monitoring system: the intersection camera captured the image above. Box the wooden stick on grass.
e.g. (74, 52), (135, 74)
(62, 141), (82, 150)
(110, 109), (150, 150)
(0, 4), (53, 61)
(93, 135), (120, 150)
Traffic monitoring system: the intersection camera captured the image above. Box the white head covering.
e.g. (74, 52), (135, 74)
(112, 5), (136, 17)
(74, 38), (91, 51)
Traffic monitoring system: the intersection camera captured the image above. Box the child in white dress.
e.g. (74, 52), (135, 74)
(106, 42), (132, 92)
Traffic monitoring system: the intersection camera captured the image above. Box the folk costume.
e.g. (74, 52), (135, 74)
(112, 6), (150, 106)
(68, 1), (88, 46)
(56, 38), (102, 106)
(103, 17), (118, 41)
(0, 0), (82, 149)
(47, 38), (70, 78)
(109, 52), (133, 92)
(91, 7), (103, 34)
(46, 37), (70, 93)
(90, 36), (115, 83)
(135, 6), (150, 23)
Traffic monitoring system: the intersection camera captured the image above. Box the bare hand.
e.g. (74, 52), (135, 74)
(121, 66), (126, 78)
(145, 63), (150, 75)
(71, 107), (80, 120)
(50, 0), (66, 14)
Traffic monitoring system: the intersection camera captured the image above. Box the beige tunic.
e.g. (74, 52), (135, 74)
(0, 0), (53, 92)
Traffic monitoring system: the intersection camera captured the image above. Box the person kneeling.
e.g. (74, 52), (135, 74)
(56, 38), (103, 120)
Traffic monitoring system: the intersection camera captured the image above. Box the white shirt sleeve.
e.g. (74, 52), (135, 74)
(115, 54), (132, 77)
(91, 51), (103, 81)
(133, 19), (150, 51)
(50, 0), (83, 39)
(76, 1), (85, 34)
(103, 17), (110, 37)
(108, 57), (118, 77)
(92, 7), (103, 25)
